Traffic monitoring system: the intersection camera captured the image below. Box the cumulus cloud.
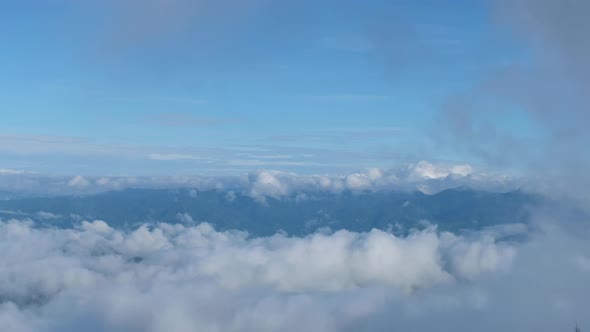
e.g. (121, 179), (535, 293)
(0, 218), (521, 331)
(0, 162), (520, 201)
(242, 162), (510, 200)
(247, 170), (291, 202)
(67, 175), (90, 188)
(409, 161), (474, 180)
(0, 216), (587, 332)
(175, 212), (194, 223)
(344, 173), (373, 190)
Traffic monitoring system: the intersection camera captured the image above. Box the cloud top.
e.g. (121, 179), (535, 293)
(0, 161), (518, 200)
(0, 218), (519, 331)
(0, 212), (588, 332)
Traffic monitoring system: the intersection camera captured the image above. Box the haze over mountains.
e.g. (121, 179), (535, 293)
(0, 186), (540, 236)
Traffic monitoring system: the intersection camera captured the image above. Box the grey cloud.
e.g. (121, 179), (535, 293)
(370, 214), (590, 332)
(435, 0), (590, 200)
(491, 0), (590, 161)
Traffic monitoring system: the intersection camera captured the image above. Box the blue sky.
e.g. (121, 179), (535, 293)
(0, 0), (532, 175)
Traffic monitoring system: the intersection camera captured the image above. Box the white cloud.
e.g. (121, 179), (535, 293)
(142, 112), (240, 128)
(36, 211), (61, 219)
(409, 161), (473, 180)
(450, 164), (474, 177)
(228, 159), (319, 167)
(176, 213), (194, 223)
(345, 173), (372, 190)
(147, 153), (209, 161)
(225, 190), (236, 202)
(0, 216), (587, 331)
(67, 175), (90, 188)
(237, 162), (503, 200)
(0, 162), (519, 200)
(0, 220), (515, 295)
(365, 167), (385, 181)
(0, 169), (25, 175)
(248, 170), (291, 202)
(80, 219), (112, 234)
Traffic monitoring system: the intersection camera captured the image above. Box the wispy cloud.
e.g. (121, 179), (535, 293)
(143, 112), (243, 127)
(0, 169), (25, 175)
(265, 127), (405, 142)
(110, 95), (208, 105)
(147, 153), (214, 161)
(226, 159), (324, 167)
(299, 93), (393, 102)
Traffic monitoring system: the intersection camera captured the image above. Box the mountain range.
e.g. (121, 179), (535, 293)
(0, 187), (543, 236)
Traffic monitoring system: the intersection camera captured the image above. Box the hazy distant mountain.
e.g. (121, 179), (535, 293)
(0, 187), (542, 236)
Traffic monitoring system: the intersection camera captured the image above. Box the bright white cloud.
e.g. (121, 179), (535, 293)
(0, 162), (519, 200)
(409, 161), (474, 180)
(0, 216), (587, 331)
(248, 170), (291, 201)
(344, 174), (372, 190)
(240, 162), (502, 200)
(0, 219), (518, 332)
(67, 175), (90, 188)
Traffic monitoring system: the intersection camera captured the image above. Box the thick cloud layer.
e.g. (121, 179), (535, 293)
(0, 217), (587, 331)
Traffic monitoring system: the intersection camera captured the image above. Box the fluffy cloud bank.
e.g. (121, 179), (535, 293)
(0, 218), (520, 332)
(0, 216), (588, 331)
(245, 161), (512, 201)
